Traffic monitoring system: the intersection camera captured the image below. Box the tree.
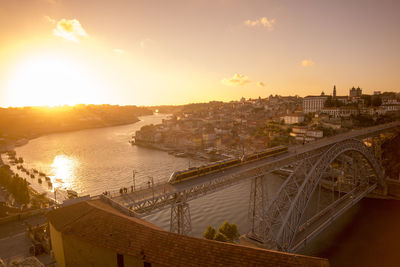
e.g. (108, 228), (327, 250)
(203, 226), (216, 240)
(361, 95), (372, 107)
(324, 96), (333, 107)
(218, 221), (239, 242)
(214, 233), (228, 242)
(203, 221), (240, 243)
(372, 95), (382, 107)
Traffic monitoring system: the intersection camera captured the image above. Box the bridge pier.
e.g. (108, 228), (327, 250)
(248, 175), (267, 242)
(170, 193), (192, 235)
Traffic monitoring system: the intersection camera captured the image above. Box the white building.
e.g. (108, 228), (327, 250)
(282, 114), (305, 124)
(290, 127), (323, 142)
(321, 107), (359, 118)
(382, 104), (400, 112)
(303, 94), (328, 113)
(306, 129), (323, 138)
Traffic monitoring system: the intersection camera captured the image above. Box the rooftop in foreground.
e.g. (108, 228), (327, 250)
(47, 199), (329, 267)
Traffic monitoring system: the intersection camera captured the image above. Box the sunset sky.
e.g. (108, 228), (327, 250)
(0, 0), (399, 107)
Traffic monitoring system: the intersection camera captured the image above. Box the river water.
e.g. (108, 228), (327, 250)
(13, 114), (400, 266)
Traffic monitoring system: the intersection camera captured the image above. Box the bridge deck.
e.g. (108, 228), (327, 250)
(110, 121), (399, 214)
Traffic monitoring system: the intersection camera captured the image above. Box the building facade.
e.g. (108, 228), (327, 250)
(282, 114), (305, 125)
(302, 94), (328, 114)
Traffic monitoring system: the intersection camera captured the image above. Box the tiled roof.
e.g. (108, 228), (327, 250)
(47, 200), (329, 267)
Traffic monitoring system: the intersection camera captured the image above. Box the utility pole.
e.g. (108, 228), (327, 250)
(149, 176), (155, 200)
(132, 170), (136, 191)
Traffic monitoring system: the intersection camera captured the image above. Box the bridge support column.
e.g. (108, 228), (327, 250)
(371, 136), (383, 163)
(248, 174), (267, 242)
(170, 193), (191, 235)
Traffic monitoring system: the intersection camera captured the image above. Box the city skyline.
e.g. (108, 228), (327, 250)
(1, 0), (400, 107)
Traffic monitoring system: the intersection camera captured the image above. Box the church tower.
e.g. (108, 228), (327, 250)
(333, 85), (336, 98)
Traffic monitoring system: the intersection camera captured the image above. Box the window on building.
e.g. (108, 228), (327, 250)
(117, 254), (124, 267)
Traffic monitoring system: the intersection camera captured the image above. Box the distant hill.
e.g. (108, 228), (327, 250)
(0, 105), (152, 143)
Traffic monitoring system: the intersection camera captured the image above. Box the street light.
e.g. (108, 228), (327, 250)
(148, 176), (154, 200)
(132, 170), (137, 191)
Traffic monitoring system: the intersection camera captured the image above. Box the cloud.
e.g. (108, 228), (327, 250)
(221, 74), (251, 86)
(113, 49), (125, 54)
(53, 19), (88, 43)
(244, 17), (275, 30)
(257, 81), (265, 87)
(43, 15), (56, 24)
(140, 38), (155, 49)
(41, 0), (59, 4)
(301, 59), (315, 67)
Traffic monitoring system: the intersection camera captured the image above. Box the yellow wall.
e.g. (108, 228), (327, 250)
(49, 222), (166, 267)
(49, 223), (66, 267)
(63, 234), (120, 267)
(124, 255), (148, 267)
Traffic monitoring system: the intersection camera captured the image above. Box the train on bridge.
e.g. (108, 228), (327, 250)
(168, 145), (288, 184)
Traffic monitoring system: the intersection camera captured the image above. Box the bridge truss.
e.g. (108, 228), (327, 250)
(248, 138), (386, 252)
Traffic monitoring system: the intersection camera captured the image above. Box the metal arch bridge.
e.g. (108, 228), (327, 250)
(248, 138), (386, 252)
(102, 121), (400, 251)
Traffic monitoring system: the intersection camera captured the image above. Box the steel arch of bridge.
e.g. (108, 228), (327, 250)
(258, 138), (385, 252)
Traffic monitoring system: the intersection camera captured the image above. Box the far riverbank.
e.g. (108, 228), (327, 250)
(0, 116), (145, 153)
(0, 105), (153, 153)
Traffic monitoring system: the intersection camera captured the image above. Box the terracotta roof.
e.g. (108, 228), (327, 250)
(47, 200), (329, 267)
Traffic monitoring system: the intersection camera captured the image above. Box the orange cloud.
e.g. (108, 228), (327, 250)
(244, 17), (275, 30)
(43, 15), (56, 24)
(140, 38), (155, 49)
(113, 49), (125, 54)
(53, 19), (88, 43)
(221, 74), (251, 86)
(301, 59), (315, 67)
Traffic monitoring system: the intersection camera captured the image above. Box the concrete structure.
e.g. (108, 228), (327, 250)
(306, 129), (323, 138)
(292, 126), (307, 135)
(335, 96), (349, 105)
(282, 114), (304, 125)
(382, 104), (400, 113)
(202, 132), (216, 147)
(321, 106), (359, 118)
(290, 128), (323, 142)
(47, 199), (329, 267)
(302, 94), (328, 114)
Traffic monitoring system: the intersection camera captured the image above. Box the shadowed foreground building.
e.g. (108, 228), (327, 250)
(46, 199), (329, 267)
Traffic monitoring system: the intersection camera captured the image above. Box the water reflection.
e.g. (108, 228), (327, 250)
(51, 154), (77, 189)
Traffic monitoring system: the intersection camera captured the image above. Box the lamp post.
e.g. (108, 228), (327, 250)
(149, 176), (154, 200)
(132, 170), (137, 191)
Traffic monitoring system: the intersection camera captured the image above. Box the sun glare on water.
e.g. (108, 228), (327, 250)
(51, 154), (78, 188)
(5, 54), (102, 107)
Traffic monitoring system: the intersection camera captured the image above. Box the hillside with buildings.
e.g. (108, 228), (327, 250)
(133, 88), (400, 160)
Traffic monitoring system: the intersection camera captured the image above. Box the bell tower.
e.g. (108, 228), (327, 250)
(333, 85), (336, 98)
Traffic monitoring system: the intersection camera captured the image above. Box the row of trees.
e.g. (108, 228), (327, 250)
(0, 165), (30, 204)
(324, 95), (383, 108)
(203, 221), (240, 243)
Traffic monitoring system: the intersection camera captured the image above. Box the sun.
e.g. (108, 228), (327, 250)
(5, 53), (102, 107)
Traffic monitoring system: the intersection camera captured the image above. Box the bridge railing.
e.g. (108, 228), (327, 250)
(104, 180), (171, 199)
